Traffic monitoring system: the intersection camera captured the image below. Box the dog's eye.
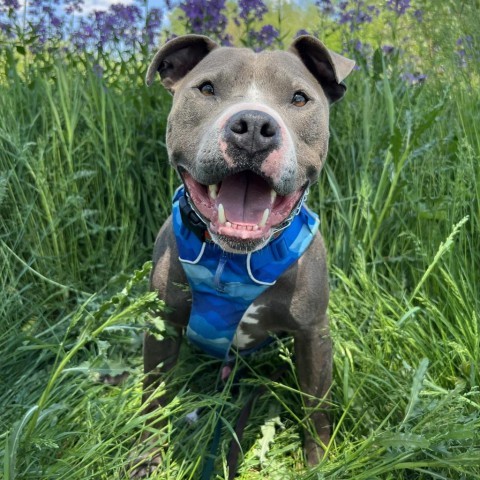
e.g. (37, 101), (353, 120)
(199, 82), (215, 96)
(292, 91), (308, 107)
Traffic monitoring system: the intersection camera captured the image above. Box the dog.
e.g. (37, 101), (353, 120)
(136, 34), (354, 476)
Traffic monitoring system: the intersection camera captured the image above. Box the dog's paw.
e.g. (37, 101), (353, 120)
(129, 456), (161, 479)
(304, 438), (326, 466)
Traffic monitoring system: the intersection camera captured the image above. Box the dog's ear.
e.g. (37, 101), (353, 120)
(289, 35), (355, 103)
(146, 35), (219, 92)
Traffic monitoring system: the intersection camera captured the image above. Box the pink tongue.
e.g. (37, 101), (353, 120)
(216, 172), (272, 224)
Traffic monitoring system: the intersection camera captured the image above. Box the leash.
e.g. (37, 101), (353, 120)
(200, 362), (238, 480)
(201, 411), (223, 480)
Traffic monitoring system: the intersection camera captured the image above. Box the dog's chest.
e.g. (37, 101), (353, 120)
(172, 187), (319, 359)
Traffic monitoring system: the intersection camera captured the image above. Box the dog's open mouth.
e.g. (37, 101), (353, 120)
(182, 170), (305, 242)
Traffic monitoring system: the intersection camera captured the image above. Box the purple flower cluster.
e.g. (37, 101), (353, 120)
(0, 0), (163, 54)
(315, 0), (335, 16)
(249, 24), (279, 51)
(72, 4), (143, 51)
(338, 1), (379, 32)
(0, 0), (446, 88)
(144, 8), (163, 48)
(386, 0), (411, 16)
(295, 29), (312, 38)
(64, 0), (85, 15)
(402, 72), (427, 85)
(237, 0), (268, 22)
(317, 1), (383, 33)
(456, 36), (478, 68)
(230, 0), (276, 51)
(2, 0), (21, 8)
(29, 0), (70, 45)
(178, 0), (231, 45)
(382, 44), (395, 55)
(317, 0), (421, 30)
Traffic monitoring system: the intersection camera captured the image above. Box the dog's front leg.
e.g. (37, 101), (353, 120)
(294, 317), (332, 466)
(131, 220), (191, 478)
(142, 328), (183, 425)
(144, 219), (191, 413)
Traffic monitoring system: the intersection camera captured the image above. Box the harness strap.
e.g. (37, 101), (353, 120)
(172, 186), (319, 360)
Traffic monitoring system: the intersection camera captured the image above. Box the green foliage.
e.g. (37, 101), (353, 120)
(1, 1), (479, 479)
(0, 57), (174, 314)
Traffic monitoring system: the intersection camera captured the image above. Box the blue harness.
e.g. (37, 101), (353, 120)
(173, 186), (319, 360)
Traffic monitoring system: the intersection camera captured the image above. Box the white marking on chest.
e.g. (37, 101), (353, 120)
(232, 303), (261, 348)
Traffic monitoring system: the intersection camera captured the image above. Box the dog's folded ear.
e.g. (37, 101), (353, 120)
(289, 35), (355, 103)
(146, 35), (219, 92)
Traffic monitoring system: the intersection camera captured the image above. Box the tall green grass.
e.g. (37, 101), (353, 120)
(1, 12), (479, 480)
(0, 62), (173, 319)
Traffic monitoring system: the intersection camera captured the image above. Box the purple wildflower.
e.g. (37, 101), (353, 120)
(178, 0), (229, 44)
(402, 72), (427, 85)
(315, 0), (334, 15)
(295, 29), (310, 37)
(64, 0), (85, 15)
(237, 0), (268, 21)
(382, 45), (395, 55)
(0, 0), (20, 38)
(28, 2), (65, 46)
(353, 39), (363, 52)
(338, 0), (379, 32)
(455, 36), (477, 67)
(343, 38), (371, 59)
(413, 9), (423, 22)
(92, 63), (104, 78)
(249, 24), (279, 51)
(386, 0), (411, 16)
(295, 29), (320, 39)
(71, 3), (144, 51)
(143, 7), (163, 48)
(0, 20), (11, 36)
(457, 35), (473, 47)
(1, 0), (21, 9)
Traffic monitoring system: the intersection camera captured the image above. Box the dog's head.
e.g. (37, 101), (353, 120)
(146, 35), (354, 253)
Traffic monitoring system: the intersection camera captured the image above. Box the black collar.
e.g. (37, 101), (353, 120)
(178, 193), (208, 241)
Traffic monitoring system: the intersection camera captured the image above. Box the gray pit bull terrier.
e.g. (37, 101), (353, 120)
(137, 34), (354, 475)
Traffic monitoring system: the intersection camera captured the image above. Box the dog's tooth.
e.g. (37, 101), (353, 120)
(270, 189), (277, 204)
(218, 203), (226, 224)
(259, 208), (270, 228)
(253, 225), (259, 231)
(226, 221), (232, 228)
(208, 184), (218, 199)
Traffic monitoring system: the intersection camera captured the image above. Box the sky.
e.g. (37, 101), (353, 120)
(79, 0), (165, 14)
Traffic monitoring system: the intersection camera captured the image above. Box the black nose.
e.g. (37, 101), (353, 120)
(225, 110), (280, 154)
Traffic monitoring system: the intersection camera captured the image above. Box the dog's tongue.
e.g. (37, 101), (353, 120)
(217, 172), (272, 225)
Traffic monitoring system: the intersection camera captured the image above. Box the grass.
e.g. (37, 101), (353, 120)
(1, 13), (479, 480)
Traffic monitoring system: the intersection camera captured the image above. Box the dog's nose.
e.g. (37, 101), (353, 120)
(225, 110), (280, 154)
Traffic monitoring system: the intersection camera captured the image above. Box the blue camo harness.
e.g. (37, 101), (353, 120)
(172, 186), (319, 360)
